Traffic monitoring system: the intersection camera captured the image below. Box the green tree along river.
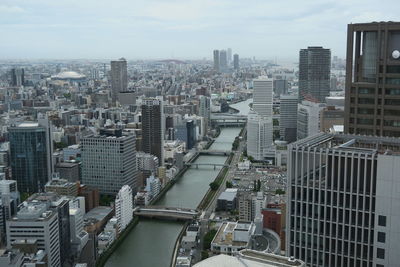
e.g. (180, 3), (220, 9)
(105, 99), (251, 267)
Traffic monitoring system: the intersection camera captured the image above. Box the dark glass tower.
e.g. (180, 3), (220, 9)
(141, 98), (164, 165)
(9, 123), (49, 193)
(344, 21), (400, 137)
(299, 47), (331, 103)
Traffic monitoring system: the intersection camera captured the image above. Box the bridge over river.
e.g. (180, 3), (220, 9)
(134, 206), (199, 221)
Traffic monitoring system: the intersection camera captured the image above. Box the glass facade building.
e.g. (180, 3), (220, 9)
(9, 123), (49, 193)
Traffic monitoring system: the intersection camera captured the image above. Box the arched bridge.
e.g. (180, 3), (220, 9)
(134, 206), (199, 221)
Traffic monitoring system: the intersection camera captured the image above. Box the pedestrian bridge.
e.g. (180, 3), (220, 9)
(134, 206), (199, 221)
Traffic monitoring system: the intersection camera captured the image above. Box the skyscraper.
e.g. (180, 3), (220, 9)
(10, 68), (24, 87)
(213, 50), (220, 72)
(8, 122), (51, 193)
(233, 54), (239, 70)
(247, 111), (272, 161)
(253, 77), (273, 117)
(115, 185), (133, 233)
(110, 58), (128, 103)
(219, 50), (228, 72)
(247, 77), (274, 160)
(6, 201), (61, 266)
(344, 21), (400, 137)
(227, 48), (232, 63)
(296, 101), (325, 140)
(287, 133), (400, 267)
(199, 95), (211, 128)
(81, 134), (138, 195)
(298, 47), (331, 103)
(141, 98), (164, 165)
(279, 95), (298, 143)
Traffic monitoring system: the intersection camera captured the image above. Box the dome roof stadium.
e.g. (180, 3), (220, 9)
(51, 71), (86, 80)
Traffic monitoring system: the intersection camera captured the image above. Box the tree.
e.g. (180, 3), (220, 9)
(203, 229), (217, 250)
(226, 181), (233, 188)
(209, 182), (219, 191)
(54, 141), (68, 149)
(275, 189), (286, 195)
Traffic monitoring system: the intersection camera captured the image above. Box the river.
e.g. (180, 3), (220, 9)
(105, 99), (252, 267)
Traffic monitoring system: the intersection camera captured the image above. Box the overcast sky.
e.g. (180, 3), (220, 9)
(0, 0), (398, 61)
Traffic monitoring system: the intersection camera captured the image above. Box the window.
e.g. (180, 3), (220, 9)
(378, 232), (386, 243)
(378, 215), (386, 226)
(377, 248), (385, 259)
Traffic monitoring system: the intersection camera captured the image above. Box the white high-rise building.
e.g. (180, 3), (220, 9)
(253, 77), (273, 117)
(115, 185), (133, 232)
(247, 111), (273, 161)
(227, 48), (232, 64)
(247, 76), (274, 160)
(296, 100), (326, 140)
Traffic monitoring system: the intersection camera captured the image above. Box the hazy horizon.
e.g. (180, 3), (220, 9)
(0, 0), (398, 60)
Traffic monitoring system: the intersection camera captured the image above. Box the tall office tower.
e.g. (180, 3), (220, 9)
(199, 96), (211, 128)
(175, 120), (196, 150)
(10, 68), (24, 87)
(253, 77), (273, 117)
(227, 48), (232, 63)
(8, 122), (51, 193)
(81, 134), (138, 195)
(110, 58), (128, 103)
(274, 79), (289, 96)
(344, 22), (400, 137)
(297, 101), (326, 140)
(213, 50), (220, 72)
(233, 54), (239, 70)
(115, 185), (133, 233)
(287, 133), (400, 267)
(6, 202), (61, 266)
(38, 113), (54, 178)
(141, 98), (164, 165)
(247, 111), (273, 161)
(219, 50), (228, 72)
(298, 46), (331, 103)
(280, 95), (298, 143)
(27, 193), (71, 266)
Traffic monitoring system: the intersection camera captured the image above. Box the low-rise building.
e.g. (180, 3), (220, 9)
(216, 188), (237, 211)
(211, 221), (256, 255)
(45, 178), (79, 197)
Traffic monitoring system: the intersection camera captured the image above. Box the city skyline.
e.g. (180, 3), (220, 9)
(0, 0), (398, 60)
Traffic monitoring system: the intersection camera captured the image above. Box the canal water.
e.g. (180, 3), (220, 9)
(105, 99), (251, 267)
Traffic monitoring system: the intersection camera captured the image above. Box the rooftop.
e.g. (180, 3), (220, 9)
(212, 222), (249, 247)
(84, 206), (113, 222)
(51, 71), (86, 80)
(194, 250), (306, 267)
(17, 122), (40, 128)
(291, 133), (400, 155)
